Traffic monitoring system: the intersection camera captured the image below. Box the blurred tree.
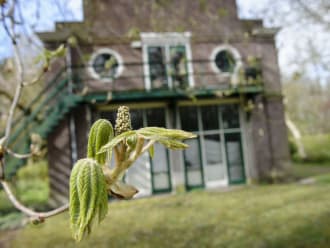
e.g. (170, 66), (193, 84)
(241, 0), (330, 134)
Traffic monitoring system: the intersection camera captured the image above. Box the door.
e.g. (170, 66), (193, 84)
(179, 106), (205, 189)
(224, 132), (245, 184)
(200, 105), (227, 187)
(179, 103), (246, 189)
(146, 108), (172, 193)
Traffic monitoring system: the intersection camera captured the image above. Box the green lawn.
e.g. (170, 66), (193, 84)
(8, 184), (330, 248)
(291, 162), (330, 179)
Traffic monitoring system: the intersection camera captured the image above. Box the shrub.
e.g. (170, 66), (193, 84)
(293, 134), (330, 163)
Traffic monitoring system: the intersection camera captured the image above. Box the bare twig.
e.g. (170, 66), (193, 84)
(22, 70), (44, 86)
(3, 38), (24, 146)
(1, 5), (16, 44)
(1, 180), (68, 221)
(6, 149), (32, 159)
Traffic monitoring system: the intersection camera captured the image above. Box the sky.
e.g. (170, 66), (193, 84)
(0, 0), (329, 83)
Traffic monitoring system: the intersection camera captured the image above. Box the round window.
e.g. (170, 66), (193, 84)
(88, 49), (123, 82)
(211, 45), (241, 75)
(215, 50), (236, 73)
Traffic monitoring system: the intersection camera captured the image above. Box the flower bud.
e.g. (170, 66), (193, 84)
(115, 106), (132, 135)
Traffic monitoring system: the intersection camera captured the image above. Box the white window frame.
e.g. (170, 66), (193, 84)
(210, 44), (243, 76)
(141, 32), (195, 91)
(88, 48), (124, 83)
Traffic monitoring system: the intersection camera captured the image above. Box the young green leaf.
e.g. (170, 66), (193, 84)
(148, 144), (155, 158)
(69, 158), (108, 242)
(98, 130), (136, 155)
(87, 119), (114, 164)
(137, 127), (196, 140)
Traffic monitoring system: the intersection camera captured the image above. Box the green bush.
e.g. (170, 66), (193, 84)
(0, 212), (24, 230)
(16, 160), (48, 181)
(15, 160), (49, 209)
(288, 136), (298, 157)
(0, 160), (49, 214)
(293, 134), (330, 163)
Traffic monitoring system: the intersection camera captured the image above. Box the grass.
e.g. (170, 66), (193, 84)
(8, 184), (330, 248)
(291, 161), (330, 179)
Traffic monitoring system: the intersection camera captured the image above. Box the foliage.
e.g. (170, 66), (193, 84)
(288, 136), (298, 157)
(0, 212), (23, 230)
(0, 160), (49, 215)
(293, 134), (330, 163)
(15, 160), (49, 208)
(283, 79), (330, 135)
(69, 106), (196, 242)
(87, 119), (114, 164)
(69, 159), (108, 242)
(11, 184), (330, 248)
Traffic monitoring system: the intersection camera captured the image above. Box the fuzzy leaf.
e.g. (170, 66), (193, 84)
(87, 119), (114, 164)
(137, 127), (196, 140)
(69, 158), (109, 242)
(136, 127), (195, 150)
(98, 130), (136, 154)
(158, 139), (189, 150)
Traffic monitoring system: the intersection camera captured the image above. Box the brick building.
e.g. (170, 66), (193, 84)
(7, 0), (290, 205)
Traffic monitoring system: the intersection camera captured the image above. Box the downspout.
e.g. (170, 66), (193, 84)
(66, 44), (78, 163)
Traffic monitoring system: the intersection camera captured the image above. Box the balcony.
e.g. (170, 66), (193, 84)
(69, 57), (263, 103)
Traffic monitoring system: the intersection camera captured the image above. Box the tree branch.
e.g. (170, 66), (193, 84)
(6, 148), (31, 159)
(0, 89), (27, 112)
(1, 180), (68, 222)
(296, 0), (330, 29)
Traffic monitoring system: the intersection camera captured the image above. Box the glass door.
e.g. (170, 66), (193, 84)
(146, 108), (172, 193)
(224, 133), (245, 184)
(200, 105), (227, 187)
(179, 103), (246, 189)
(179, 106), (205, 189)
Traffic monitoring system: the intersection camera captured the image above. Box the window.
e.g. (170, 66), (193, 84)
(142, 33), (194, 90)
(211, 45), (242, 75)
(179, 104), (245, 188)
(88, 48), (123, 82)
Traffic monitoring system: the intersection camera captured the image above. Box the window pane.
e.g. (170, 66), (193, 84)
(146, 108), (166, 127)
(125, 153), (151, 196)
(148, 46), (168, 89)
(152, 144), (168, 173)
(179, 106), (198, 132)
(184, 139), (203, 187)
(99, 111), (116, 125)
(170, 45), (188, 88)
(222, 105), (240, 129)
(215, 50), (236, 73)
(153, 174), (170, 190)
(93, 53), (119, 79)
(151, 143), (170, 191)
(224, 133), (245, 183)
(201, 105), (219, 130)
(130, 109), (144, 129)
(204, 134), (225, 182)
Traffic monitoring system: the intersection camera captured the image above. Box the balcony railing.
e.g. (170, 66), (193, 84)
(70, 59), (263, 95)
